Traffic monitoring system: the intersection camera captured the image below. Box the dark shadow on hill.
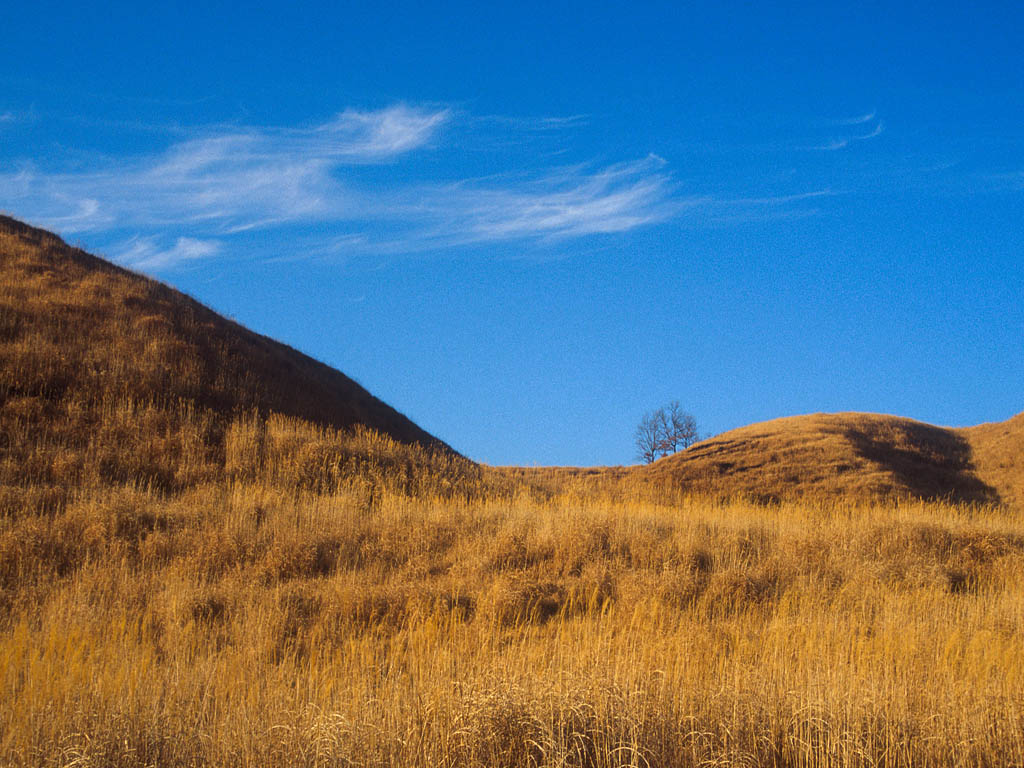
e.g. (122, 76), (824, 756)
(844, 420), (1000, 504)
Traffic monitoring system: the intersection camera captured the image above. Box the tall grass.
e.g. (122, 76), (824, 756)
(3, 465), (1023, 766)
(3, 216), (1023, 765)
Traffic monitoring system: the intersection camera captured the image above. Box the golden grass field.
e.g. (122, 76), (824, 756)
(2, 216), (1024, 766)
(4, 457), (1024, 767)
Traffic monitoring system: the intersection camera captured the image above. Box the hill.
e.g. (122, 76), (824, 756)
(0, 215), (470, 510)
(641, 411), (1021, 506)
(2, 215), (1019, 511)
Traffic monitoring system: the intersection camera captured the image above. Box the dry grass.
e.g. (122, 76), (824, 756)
(3, 480), (1024, 767)
(3, 215), (1024, 766)
(641, 411), (1016, 506)
(962, 412), (1024, 510)
(0, 215), (447, 462)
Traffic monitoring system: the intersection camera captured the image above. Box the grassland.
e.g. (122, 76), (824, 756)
(3, 458), (1024, 767)
(2, 216), (1024, 766)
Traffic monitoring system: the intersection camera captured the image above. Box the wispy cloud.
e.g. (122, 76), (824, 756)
(856, 121), (884, 140)
(813, 113), (884, 151)
(834, 110), (877, 125)
(3, 105), (689, 266)
(697, 189), (835, 226)
(2, 103), (834, 268)
(3, 105), (450, 239)
(117, 236), (222, 270)
(473, 113), (590, 131)
(0, 109), (31, 126)
(391, 156), (684, 248)
(724, 189), (835, 206)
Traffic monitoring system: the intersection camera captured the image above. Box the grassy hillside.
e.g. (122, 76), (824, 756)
(0, 215), (477, 514)
(0, 215), (449, 447)
(4, 470), (1024, 766)
(641, 411), (1022, 507)
(2, 216), (1024, 766)
(4, 213), (1019, 510)
(962, 412), (1024, 510)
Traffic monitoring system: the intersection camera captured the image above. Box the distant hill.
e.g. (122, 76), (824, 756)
(0, 215), (462, 508)
(641, 411), (1023, 507)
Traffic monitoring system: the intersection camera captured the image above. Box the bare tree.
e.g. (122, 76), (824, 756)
(665, 401), (699, 451)
(635, 402), (700, 464)
(634, 411), (662, 464)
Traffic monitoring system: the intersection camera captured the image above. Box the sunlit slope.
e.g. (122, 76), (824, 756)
(0, 215), (463, 506)
(962, 412), (1024, 509)
(643, 411), (1019, 505)
(0, 215), (446, 448)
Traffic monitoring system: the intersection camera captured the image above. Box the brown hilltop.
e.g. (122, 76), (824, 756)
(0, 215), (446, 449)
(639, 411), (1022, 507)
(0, 215), (468, 507)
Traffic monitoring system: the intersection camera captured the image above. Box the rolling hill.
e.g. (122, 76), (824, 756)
(1, 214), (1019, 510)
(0, 215), (445, 447)
(0, 215), (469, 510)
(641, 410), (1023, 507)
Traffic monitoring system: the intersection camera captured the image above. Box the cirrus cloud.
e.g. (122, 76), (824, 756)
(2, 104), (830, 269)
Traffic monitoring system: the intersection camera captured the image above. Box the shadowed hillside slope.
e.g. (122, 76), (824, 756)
(0, 215), (474, 509)
(641, 411), (1019, 506)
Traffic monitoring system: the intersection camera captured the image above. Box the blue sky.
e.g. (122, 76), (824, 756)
(2, 0), (1022, 465)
